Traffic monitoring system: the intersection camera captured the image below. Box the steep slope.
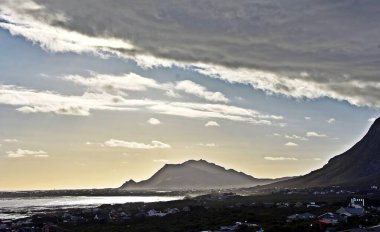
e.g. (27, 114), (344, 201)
(269, 118), (380, 188)
(120, 159), (286, 190)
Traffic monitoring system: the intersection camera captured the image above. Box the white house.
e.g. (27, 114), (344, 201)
(350, 197), (365, 208)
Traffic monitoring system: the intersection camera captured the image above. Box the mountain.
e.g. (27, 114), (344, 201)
(120, 159), (289, 190)
(267, 117), (380, 189)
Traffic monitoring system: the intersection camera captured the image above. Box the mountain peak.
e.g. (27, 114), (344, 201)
(120, 159), (284, 190)
(369, 117), (380, 129)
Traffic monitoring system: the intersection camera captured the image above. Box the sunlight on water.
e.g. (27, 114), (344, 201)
(0, 196), (183, 219)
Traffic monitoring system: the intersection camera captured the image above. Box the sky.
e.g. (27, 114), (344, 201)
(0, 0), (379, 190)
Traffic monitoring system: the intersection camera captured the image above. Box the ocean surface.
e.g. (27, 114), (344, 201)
(0, 196), (183, 220)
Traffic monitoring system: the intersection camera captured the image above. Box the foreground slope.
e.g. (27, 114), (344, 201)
(120, 159), (287, 190)
(268, 118), (380, 188)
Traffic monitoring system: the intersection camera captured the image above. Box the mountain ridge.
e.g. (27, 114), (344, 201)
(263, 117), (380, 189)
(120, 159), (291, 190)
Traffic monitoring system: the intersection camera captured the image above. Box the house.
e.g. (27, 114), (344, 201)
(295, 202), (303, 207)
(336, 207), (365, 217)
(287, 212), (316, 222)
(147, 209), (167, 217)
(276, 202), (290, 208)
(350, 197), (365, 208)
(318, 212), (346, 225)
(219, 222), (263, 232)
(307, 202), (320, 208)
(165, 208), (180, 214)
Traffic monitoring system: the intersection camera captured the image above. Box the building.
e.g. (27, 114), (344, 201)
(350, 197), (365, 208)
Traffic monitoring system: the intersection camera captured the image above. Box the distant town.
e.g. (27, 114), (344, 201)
(1, 184), (380, 232)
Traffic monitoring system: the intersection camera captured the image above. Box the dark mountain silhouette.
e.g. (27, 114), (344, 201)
(267, 117), (380, 188)
(120, 159), (290, 190)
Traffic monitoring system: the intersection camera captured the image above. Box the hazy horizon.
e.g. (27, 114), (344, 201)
(1, 0), (380, 191)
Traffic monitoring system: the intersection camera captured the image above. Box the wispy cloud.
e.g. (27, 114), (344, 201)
(104, 139), (171, 149)
(306, 131), (327, 138)
(3, 139), (18, 143)
(62, 73), (171, 94)
(198, 143), (217, 147)
(147, 118), (161, 125)
(0, 84), (283, 125)
(284, 134), (308, 141)
(284, 142), (298, 147)
(264, 156), (298, 161)
(327, 118), (336, 124)
(205, 121), (220, 127)
(7, 149), (48, 158)
(368, 117), (378, 122)
(175, 80), (229, 103)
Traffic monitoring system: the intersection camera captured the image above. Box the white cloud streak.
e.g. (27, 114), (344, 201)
(284, 142), (298, 147)
(0, 84), (283, 125)
(3, 139), (18, 143)
(147, 118), (161, 125)
(368, 117), (377, 122)
(205, 121), (220, 127)
(327, 118), (336, 124)
(104, 139), (171, 149)
(306, 132), (328, 138)
(62, 73), (171, 94)
(175, 80), (229, 103)
(284, 134), (308, 141)
(7, 149), (48, 158)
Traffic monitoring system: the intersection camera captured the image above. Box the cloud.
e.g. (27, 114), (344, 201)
(205, 121), (220, 127)
(149, 102), (283, 125)
(0, 85), (139, 116)
(306, 131), (327, 137)
(63, 73), (231, 104)
(313, 158), (321, 161)
(104, 139), (171, 149)
(7, 149), (48, 158)
(147, 118), (161, 125)
(284, 134), (308, 141)
(2, 0), (380, 108)
(327, 118), (336, 124)
(198, 143), (217, 147)
(264, 156), (298, 161)
(0, 84), (283, 125)
(62, 73), (171, 94)
(3, 139), (18, 143)
(285, 142), (298, 147)
(175, 80), (229, 103)
(305, 117), (312, 120)
(368, 117), (378, 122)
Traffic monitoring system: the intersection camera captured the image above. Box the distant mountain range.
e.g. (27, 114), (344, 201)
(267, 117), (380, 188)
(120, 159), (291, 190)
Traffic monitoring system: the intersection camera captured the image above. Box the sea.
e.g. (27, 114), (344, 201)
(0, 196), (183, 220)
